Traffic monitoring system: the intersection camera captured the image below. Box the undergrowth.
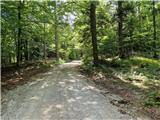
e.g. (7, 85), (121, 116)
(82, 56), (160, 107)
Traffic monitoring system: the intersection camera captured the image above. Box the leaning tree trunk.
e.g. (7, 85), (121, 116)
(90, 2), (99, 66)
(118, 1), (125, 58)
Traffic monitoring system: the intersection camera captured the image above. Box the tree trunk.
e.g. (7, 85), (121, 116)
(152, 0), (157, 58)
(17, 1), (22, 66)
(138, 2), (141, 32)
(90, 2), (99, 66)
(54, 1), (59, 61)
(20, 39), (23, 62)
(24, 40), (29, 61)
(118, 1), (125, 58)
(9, 53), (12, 64)
(44, 23), (46, 63)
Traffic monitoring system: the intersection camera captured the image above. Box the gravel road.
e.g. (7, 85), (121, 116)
(2, 61), (134, 120)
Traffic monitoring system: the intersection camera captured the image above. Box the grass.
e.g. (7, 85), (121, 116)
(145, 91), (160, 107)
(108, 56), (160, 106)
(115, 56), (160, 78)
(82, 56), (160, 107)
(81, 56), (160, 119)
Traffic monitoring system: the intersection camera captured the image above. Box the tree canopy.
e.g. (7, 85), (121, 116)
(1, 0), (160, 67)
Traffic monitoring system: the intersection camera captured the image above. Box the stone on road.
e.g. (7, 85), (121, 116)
(2, 61), (134, 120)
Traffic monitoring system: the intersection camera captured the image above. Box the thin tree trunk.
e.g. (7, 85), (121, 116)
(54, 1), (59, 61)
(9, 53), (12, 64)
(14, 29), (17, 63)
(17, 1), (22, 66)
(138, 2), (141, 32)
(24, 40), (29, 61)
(137, 2), (141, 56)
(44, 23), (46, 63)
(118, 1), (125, 58)
(152, 0), (157, 58)
(20, 39), (23, 62)
(27, 40), (31, 61)
(90, 2), (99, 66)
(129, 28), (133, 56)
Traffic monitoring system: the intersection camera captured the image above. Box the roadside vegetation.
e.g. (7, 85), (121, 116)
(81, 56), (160, 119)
(1, 0), (160, 119)
(1, 60), (60, 91)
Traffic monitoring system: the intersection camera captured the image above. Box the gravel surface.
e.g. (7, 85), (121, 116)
(2, 61), (135, 120)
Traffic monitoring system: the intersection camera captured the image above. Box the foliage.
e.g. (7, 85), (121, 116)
(1, 0), (160, 112)
(1, 1), (160, 67)
(145, 91), (160, 107)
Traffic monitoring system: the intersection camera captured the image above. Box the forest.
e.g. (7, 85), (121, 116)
(1, 0), (160, 120)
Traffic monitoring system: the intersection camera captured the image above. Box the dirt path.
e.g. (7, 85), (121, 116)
(2, 61), (135, 120)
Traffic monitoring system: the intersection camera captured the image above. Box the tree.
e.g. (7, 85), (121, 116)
(152, 0), (157, 58)
(17, 1), (22, 66)
(90, 2), (99, 66)
(54, 1), (59, 61)
(117, 1), (125, 58)
(1, 0), (160, 68)
(43, 23), (47, 63)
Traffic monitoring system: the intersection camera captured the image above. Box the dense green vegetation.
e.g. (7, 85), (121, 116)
(1, 0), (160, 67)
(1, 0), (160, 116)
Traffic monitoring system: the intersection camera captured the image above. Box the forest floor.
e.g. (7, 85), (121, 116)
(1, 60), (56, 91)
(1, 60), (150, 120)
(81, 56), (160, 120)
